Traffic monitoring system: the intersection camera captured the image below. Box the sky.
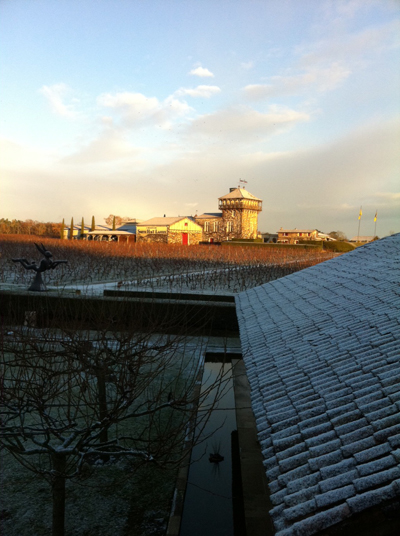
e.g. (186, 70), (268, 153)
(1, 0), (399, 239)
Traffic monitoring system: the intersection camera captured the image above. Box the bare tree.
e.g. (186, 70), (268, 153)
(1, 316), (227, 536)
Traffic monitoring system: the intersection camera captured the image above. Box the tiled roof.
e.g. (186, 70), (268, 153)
(219, 187), (261, 201)
(235, 234), (400, 535)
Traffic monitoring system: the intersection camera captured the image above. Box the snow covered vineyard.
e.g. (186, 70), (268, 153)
(235, 233), (400, 535)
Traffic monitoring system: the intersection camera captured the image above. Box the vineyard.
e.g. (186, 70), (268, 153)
(0, 235), (337, 294)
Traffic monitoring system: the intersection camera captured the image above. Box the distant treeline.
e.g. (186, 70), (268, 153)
(0, 219), (62, 237)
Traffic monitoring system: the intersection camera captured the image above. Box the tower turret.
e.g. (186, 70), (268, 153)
(218, 187), (262, 239)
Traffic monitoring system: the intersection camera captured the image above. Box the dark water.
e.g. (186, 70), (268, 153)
(179, 360), (237, 536)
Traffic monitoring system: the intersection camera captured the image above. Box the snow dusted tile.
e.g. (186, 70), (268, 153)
(284, 485), (320, 507)
(347, 482), (398, 513)
(315, 484), (356, 508)
(357, 454), (396, 477)
(287, 503), (351, 535)
(286, 472), (321, 494)
(388, 434), (400, 448)
(340, 436), (376, 457)
(319, 470), (359, 493)
(283, 498), (317, 522)
(353, 442), (392, 463)
(309, 438), (342, 457)
(308, 450), (343, 471)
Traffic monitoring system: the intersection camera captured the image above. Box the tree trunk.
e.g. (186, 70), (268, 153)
(51, 453), (66, 536)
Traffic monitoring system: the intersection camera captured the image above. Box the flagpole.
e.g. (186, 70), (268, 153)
(357, 206), (362, 243)
(374, 210), (377, 237)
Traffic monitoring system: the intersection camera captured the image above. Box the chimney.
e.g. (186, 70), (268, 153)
(229, 187), (236, 192)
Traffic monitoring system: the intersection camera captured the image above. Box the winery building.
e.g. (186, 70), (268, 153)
(136, 186), (263, 245)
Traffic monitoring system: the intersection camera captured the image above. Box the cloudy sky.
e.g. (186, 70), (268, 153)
(1, 0), (399, 238)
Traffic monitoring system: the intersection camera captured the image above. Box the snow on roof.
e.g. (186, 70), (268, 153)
(219, 187), (261, 201)
(235, 234), (400, 535)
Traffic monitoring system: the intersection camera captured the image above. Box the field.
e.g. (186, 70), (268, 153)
(0, 236), (337, 294)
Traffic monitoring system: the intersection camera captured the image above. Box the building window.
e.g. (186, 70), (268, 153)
(204, 221), (209, 232)
(232, 210), (235, 217)
(213, 221), (218, 232)
(226, 221), (232, 233)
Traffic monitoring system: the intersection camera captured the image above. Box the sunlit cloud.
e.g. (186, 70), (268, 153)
(185, 105), (310, 143)
(297, 19), (400, 68)
(39, 83), (77, 117)
(97, 91), (192, 128)
(189, 66), (214, 77)
(243, 63), (351, 100)
(174, 85), (221, 98)
(61, 128), (141, 165)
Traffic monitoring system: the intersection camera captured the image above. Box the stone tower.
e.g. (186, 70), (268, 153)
(218, 187), (262, 239)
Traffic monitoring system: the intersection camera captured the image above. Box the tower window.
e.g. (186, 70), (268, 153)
(227, 221), (232, 233)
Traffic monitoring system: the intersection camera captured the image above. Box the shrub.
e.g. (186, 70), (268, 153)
(322, 241), (355, 252)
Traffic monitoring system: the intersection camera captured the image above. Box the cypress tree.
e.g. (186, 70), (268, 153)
(70, 217), (74, 239)
(91, 216), (95, 231)
(112, 215), (116, 231)
(81, 217), (85, 239)
(60, 219), (65, 240)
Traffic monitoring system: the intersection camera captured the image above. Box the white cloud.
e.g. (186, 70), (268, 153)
(241, 61), (254, 70)
(185, 105), (310, 143)
(189, 66), (214, 78)
(97, 91), (192, 128)
(243, 62), (351, 100)
(39, 83), (76, 117)
(174, 85), (221, 98)
(297, 19), (400, 69)
(376, 192), (400, 200)
(61, 128), (141, 165)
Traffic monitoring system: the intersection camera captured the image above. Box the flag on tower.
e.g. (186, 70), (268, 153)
(358, 207), (362, 220)
(374, 211), (378, 222)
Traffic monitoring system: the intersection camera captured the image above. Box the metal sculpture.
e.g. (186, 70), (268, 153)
(12, 243), (68, 291)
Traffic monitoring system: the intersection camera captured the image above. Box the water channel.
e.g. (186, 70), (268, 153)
(179, 353), (245, 536)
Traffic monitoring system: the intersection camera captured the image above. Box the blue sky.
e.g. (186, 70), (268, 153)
(1, 0), (399, 238)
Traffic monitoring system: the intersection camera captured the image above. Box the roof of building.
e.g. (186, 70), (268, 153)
(278, 228), (318, 233)
(137, 216), (198, 227)
(219, 187), (262, 201)
(138, 216), (184, 226)
(235, 234), (400, 535)
(195, 213), (222, 219)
